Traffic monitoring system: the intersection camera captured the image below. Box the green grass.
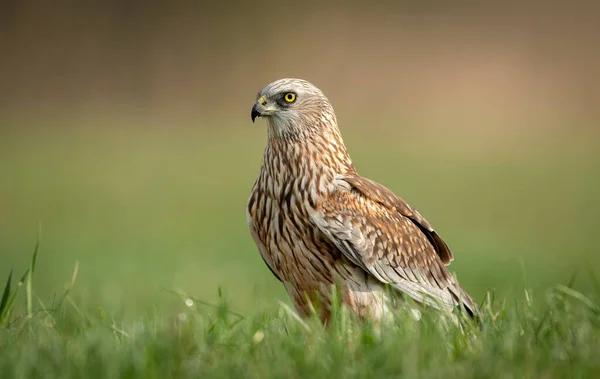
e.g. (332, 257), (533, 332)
(1, 248), (599, 378)
(1, 115), (599, 377)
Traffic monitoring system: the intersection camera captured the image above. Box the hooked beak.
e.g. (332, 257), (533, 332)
(251, 103), (261, 123)
(251, 95), (278, 123)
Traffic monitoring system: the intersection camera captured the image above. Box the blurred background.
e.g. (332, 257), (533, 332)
(1, 0), (599, 318)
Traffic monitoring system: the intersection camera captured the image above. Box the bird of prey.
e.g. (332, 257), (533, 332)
(246, 78), (476, 322)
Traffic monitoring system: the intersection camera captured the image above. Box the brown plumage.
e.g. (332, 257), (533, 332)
(246, 78), (476, 322)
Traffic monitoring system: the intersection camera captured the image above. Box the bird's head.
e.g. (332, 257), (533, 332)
(251, 78), (336, 140)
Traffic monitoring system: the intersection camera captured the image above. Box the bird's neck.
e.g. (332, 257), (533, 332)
(259, 132), (354, 205)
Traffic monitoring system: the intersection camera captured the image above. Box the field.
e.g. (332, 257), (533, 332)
(1, 113), (599, 378)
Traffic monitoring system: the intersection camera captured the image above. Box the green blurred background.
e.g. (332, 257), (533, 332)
(1, 1), (599, 318)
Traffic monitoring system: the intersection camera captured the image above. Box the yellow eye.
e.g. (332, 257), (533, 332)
(284, 93), (296, 103)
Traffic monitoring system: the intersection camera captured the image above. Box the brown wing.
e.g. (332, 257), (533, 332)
(345, 175), (454, 265)
(309, 173), (475, 315)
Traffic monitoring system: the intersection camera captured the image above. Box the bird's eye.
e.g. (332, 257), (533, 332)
(284, 93), (296, 103)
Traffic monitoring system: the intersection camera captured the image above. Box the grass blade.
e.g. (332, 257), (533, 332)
(0, 270), (14, 324)
(26, 234), (40, 319)
(52, 261), (80, 310)
(0, 270), (13, 312)
(567, 269), (579, 289)
(588, 267), (600, 296)
(277, 300), (311, 332)
(1, 269), (29, 327)
(163, 288), (246, 320)
(554, 285), (600, 315)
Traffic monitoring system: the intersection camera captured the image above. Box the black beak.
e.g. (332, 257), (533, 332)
(251, 104), (261, 123)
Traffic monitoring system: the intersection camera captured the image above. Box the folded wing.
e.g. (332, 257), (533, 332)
(310, 173), (476, 315)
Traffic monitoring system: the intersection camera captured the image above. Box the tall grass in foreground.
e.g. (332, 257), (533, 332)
(1, 246), (599, 379)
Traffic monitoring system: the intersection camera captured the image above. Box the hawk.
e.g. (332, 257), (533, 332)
(246, 78), (476, 322)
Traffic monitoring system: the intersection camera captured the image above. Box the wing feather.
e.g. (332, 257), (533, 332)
(310, 173), (476, 315)
(344, 175), (454, 265)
